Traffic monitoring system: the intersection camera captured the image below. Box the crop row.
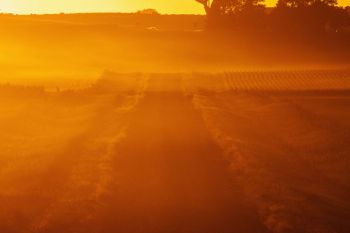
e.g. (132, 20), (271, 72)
(187, 70), (350, 92)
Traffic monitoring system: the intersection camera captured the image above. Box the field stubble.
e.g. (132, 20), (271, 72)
(0, 70), (350, 233)
(184, 70), (350, 233)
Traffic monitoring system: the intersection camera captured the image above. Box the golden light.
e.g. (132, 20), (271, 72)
(0, 0), (204, 14)
(0, 1), (16, 13)
(0, 0), (348, 14)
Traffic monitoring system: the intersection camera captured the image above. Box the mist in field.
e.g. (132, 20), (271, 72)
(1, 13), (349, 88)
(1, 11), (350, 233)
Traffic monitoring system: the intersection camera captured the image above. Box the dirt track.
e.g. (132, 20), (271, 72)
(1, 73), (350, 233)
(22, 74), (267, 233)
(89, 75), (267, 233)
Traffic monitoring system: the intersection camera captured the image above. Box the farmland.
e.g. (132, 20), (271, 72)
(1, 70), (350, 233)
(1, 13), (350, 89)
(1, 12), (350, 233)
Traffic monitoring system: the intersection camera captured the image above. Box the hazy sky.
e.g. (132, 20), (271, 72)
(0, 0), (348, 14)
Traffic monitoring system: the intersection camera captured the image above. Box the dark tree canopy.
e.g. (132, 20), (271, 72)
(196, 0), (264, 15)
(195, 0), (266, 29)
(277, 0), (337, 8)
(194, 0), (349, 32)
(273, 0), (349, 32)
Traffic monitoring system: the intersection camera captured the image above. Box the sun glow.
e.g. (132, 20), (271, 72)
(0, 0), (348, 15)
(0, 0), (204, 14)
(0, 1), (16, 12)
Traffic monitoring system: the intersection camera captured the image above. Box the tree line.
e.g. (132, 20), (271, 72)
(195, 0), (350, 33)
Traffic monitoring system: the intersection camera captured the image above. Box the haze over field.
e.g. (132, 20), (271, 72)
(1, 71), (350, 233)
(1, 13), (349, 89)
(1, 2), (350, 233)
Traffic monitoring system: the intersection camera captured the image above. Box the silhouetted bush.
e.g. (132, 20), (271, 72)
(195, 0), (350, 33)
(136, 9), (160, 15)
(271, 0), (350, 33)
(196, 0), (267, 29)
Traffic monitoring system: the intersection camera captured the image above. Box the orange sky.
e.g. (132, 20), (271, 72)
(0, 0), (348, 14)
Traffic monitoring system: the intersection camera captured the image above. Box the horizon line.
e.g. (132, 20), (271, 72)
(1, 4), (348, 16)
(0, 11), (206, 16)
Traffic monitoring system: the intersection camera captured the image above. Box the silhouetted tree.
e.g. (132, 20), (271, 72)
(277, 0), (336, 8)
(196, 0), (263, 15)
(195, 0), (266, 29)
(195, 0), (349, 32)
(272, 0), (349, 33)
